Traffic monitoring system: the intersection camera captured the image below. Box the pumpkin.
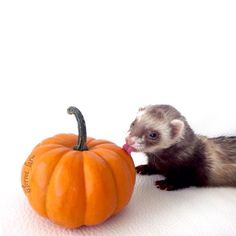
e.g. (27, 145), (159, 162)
(21, 106), (136, 228)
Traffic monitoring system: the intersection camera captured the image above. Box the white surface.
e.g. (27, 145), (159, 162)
(1, 0), (236, 235)
(1, 173), (236, 236)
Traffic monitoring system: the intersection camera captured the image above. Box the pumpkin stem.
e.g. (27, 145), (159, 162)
(67, 106), (88, 151)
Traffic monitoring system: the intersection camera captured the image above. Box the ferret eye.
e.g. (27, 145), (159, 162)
(130, 120), (136, 128)
(148, 131), (158, 140)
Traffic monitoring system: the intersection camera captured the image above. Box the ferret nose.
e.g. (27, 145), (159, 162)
(125, 137), (135, 146)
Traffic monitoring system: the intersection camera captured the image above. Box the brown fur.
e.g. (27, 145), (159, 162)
(126, 105), (236, 190)
(204, 136), (236, 186)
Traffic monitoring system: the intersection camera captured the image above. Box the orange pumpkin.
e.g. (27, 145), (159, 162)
(21, 106), (136, 228)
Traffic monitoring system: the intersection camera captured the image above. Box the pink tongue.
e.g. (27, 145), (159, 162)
(123, 143), (135, 154)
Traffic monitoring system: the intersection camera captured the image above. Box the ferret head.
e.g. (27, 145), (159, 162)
(125, 105), (186, 153)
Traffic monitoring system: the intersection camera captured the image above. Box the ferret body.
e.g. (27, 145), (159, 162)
(124, 105), (236, 190)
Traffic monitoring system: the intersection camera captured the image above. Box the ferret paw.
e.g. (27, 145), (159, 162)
(155, 180), (176, 191)
(135, 165), (157, 175)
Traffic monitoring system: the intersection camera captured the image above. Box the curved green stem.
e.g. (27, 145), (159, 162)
(67, 106), (88, 151)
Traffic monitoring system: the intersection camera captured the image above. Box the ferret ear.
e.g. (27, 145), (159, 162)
(170, 119), (185, 140)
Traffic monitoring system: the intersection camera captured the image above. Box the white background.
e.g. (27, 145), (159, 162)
(0, 1), (236, 235)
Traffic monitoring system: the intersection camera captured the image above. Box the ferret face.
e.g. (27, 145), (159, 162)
(125, 105), (185, 153)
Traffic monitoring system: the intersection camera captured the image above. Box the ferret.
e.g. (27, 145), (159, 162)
(124, 104), (236, 190)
